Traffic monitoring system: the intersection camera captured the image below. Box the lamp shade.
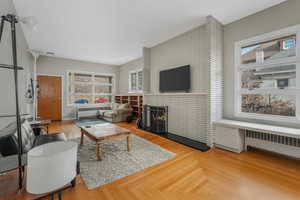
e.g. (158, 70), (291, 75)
(26, 141), (78, 194)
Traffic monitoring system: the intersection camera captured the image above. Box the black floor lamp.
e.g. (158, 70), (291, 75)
(0, 14), (37, 189)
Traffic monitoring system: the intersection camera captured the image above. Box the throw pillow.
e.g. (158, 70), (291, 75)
(112, 103), (120, 110)
(118, 103), (130, 109)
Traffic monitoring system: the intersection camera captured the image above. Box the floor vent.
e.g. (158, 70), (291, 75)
(245, 130), (300, 159)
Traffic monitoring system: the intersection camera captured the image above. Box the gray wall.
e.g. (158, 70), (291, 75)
(0, 0), (33, 129)
(149, 25), (208, 93)
(118, 58), (143, 94)
(143, 47), (151, 93)
(37, 56), (120, 120)
(223, 0), (300, 128)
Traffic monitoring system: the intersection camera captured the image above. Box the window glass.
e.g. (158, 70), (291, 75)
(95, 85), (112, 94)
(94, 75), (112, 84)
(241, 94), (296, 117)
(284, 39), (296, 50)
(237, 28), (299, 121)
(68, 72), (113, 105)
(130, 70), (143, 92)
(131, 73), (137, 91)
(94, 96), (111, 104)
(241, 64), (296, 90)
(70, 95), (93, 104)
(138, 71), (143, 91)
(74, 84), (93, 93)
(241, 35), (296, 64)
(74, 73), (92, 82)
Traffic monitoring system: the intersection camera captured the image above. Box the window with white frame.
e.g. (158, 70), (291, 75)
(68, 71), (114, 105)
(129, 69), (143, 93)
(235, 25), (300, 122)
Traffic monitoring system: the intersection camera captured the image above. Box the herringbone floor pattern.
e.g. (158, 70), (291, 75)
(1, 121), (300, 200)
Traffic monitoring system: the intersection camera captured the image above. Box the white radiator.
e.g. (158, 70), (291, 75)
(245, 130), (300, 159)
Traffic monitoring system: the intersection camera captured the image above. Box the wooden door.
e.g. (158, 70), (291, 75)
(37, 75), (62, 121)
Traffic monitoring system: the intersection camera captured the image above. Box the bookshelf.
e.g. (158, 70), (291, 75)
(114, 94), (143, 119)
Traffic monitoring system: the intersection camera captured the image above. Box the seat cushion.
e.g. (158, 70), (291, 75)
(33, 133), (67, 147)
(103, 110), (117, 118)
(98, 110), (111, 116)
(11, 120), (36, 153)
(21, 120), (36, 150)
(112, 103), (120, 110)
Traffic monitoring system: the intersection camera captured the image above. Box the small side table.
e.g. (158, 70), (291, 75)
(30, 120), (51, 135)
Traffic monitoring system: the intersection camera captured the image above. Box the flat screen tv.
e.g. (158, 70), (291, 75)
(159, 65), (190, 92)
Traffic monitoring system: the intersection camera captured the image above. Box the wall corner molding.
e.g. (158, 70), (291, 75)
(206, 16), (224, 147)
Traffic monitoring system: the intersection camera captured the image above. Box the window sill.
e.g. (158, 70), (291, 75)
(128, 91), (143, 94)
(67, 103), (112, 108)
(235, 112), (299, 124)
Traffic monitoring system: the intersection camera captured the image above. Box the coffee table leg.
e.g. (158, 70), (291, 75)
(127, 134), (131, 152)
(80, 132), (84, 145)
(96, 142), (103, 161)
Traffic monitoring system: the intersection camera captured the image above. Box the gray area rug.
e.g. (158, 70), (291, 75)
(73, 135), (176, 190)
(75, 119), (106, 127)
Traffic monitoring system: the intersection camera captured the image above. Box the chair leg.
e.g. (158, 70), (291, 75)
(58, 192), (62, 200)
(71, 177), (77, 187)
(76, 161), (80, 175)
(80, 132), (84, 145)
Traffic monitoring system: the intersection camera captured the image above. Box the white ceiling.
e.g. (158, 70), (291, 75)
(13, 0), (286, 65)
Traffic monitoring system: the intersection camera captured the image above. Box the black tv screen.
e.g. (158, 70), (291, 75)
(159, 65), (190, 92)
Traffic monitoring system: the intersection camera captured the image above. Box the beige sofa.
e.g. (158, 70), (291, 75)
(98, 103), (133, 123)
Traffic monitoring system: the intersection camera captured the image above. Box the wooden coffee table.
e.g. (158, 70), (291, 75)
(80, 123), (131, 160)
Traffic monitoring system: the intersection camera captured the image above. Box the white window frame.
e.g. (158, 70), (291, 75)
(67, 70), (115, 107)
(234, 24), (300, 123)
(129, 68), (143, 93)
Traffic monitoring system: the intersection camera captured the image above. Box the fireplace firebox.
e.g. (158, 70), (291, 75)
(137, 104), (210, 152)
(142, 105), (168, 134)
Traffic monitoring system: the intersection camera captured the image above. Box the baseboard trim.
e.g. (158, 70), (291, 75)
(63, 117), (77, 121)
(139, 128), (210, 152)
(164, 133), (210, 152)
